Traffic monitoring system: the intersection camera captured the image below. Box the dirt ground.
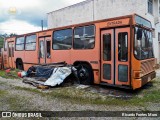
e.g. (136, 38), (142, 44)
(0, 70), (160, 120)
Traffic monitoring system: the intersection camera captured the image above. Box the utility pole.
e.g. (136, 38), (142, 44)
(41, 20), (43, 31)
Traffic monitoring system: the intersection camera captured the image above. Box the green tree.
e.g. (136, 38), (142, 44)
(0, 36), (4, 48)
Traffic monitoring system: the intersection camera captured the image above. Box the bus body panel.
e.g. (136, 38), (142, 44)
(51, 50), (71, 64)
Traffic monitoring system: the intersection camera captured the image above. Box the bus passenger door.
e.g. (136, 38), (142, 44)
(39, 37), (51, 64)
(8, 42), (14, 68)
(101, 27), (130, 87)
(101, 29), (114, 84)
(115, 28), (130, 86)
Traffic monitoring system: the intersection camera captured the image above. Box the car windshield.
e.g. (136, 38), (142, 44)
(134, 27), (154, 60)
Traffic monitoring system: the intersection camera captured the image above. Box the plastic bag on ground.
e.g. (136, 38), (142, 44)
(44, 67), (72, 86)
(35, 66), (54, 78)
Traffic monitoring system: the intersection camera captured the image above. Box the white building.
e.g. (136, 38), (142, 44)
(47, 0), (160, 62)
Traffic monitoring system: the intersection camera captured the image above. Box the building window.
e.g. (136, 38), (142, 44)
(53, 29), (72, 50)
(25, 35), (36, 50)
(16, 37), (25, 51)
(148, 0), (153, 14)
(74, 25), (95, 49)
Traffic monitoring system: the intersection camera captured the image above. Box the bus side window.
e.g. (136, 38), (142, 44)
(118, 32), (128, 61)
(53, 29), (72, 50)
(74, 25), (95, 49)
(25, 35), (36, 50)
(16, 37), (25, 51)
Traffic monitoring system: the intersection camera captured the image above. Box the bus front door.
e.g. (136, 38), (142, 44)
(8, 42), (14, 68)
(39, 37), (51, 64)
(101, 28), (130, 87)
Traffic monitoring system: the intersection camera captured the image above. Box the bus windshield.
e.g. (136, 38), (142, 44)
(134, 27), (154, 60)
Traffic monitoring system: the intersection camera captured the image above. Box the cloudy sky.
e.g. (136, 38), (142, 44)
(0, 0), (85, 35)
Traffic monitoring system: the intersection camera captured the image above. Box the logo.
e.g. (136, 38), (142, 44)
(107, 20), (123, 26)
(3, 6), (21, 16)
(2, 112), (11, 118)
(8, 7), (17, 15)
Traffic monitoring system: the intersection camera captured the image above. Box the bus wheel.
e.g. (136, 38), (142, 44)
(77, 64), (93, 85)
(16, 60), (24, 70)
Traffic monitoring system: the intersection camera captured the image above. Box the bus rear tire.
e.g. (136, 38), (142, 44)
(77, 64), (94, 85)
(16, 59), (24, 70)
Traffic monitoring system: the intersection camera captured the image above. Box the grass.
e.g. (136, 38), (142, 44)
(14, 77), (160, 107)
(0, 95), (40, 111)
(0, 89), (41, 111)
(1, 70), (160, 108)
(14, 86), (128, 105)
(3, 95), (38, 111)
(0, 81), (7, 85)
(0, 69), (20, 79)
(0, 90), (7, 97)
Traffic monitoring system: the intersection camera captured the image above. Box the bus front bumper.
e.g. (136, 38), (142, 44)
(132, 71), (156, 90)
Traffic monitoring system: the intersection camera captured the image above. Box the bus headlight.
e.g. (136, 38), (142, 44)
(134, 71), (143, 78)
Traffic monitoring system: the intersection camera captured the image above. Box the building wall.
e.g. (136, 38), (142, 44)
(94, 0), (146, 20)
(47, 0), (160, 62)
(154, 23), (160, 62)
(47, 0), (94, 28)
(47, 0), (147, 28)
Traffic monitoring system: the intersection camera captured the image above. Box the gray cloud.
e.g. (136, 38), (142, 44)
(0, 17), (6, 23)
(0, 0), (85, 29)
(15, 11), (47, 27)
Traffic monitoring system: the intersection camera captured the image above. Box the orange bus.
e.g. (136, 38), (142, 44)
(3, 14), (156, 89)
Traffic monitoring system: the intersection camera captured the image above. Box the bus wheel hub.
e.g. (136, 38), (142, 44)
(79, 68), (88, 79)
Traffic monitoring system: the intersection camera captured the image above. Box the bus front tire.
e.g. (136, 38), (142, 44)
(77, 64), (93, 85)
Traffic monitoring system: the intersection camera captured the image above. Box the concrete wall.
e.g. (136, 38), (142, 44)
(48, 0), (147, 28)
(47, 0), (160, 62)
(154, 23), (160, 62)
(94, 0), (146, 20)
(47, 0), (94, 28)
